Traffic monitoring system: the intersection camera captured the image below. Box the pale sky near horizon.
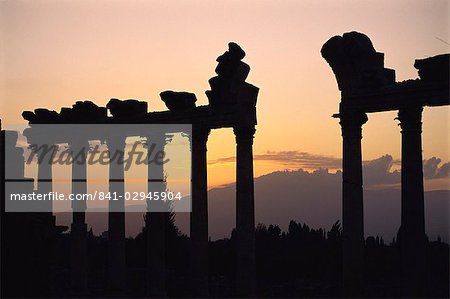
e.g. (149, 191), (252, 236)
(1, 0), (449, 188)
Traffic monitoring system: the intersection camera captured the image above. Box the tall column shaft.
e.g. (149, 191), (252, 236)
(107, 137), (126, 295)
(146, 133), (167, 297)
(70, 142), (88, 295)
(189, 127), (210, 296)
(234, 126), (256, 297)
(339, 110), (367, 297)
(398, 106), (426, 297)
(0, 129), (5, 298)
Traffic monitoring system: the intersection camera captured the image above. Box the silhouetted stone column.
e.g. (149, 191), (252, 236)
(189, 126), (210, 297)
(146, 132), (167, 297)
(234, 125), (256, 297)
(70, 141), (88, 296)
(339, 110), (367, 297)
(34, 141), (58, 295)
(397, 106), (426, 297)
(107, 136), (127, 295)
(34, 142), (57, 219)
(0, 128), (5, 298)
(37, 146), (54, 196)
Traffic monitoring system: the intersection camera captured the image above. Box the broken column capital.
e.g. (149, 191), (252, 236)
(191, 126), (210, 145)
(336, 109), (368, 139)
(234, 126), (256, 145)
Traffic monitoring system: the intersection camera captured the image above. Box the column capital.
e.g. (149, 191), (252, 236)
(397, 106), (423, 133)
(191, 126), (210, 144)
(336, 110), (368, 139)
(233, 125), (256, 145)
(105, 135), (127, 150)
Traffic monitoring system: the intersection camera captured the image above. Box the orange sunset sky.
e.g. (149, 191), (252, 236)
(1, 0), (449, 189)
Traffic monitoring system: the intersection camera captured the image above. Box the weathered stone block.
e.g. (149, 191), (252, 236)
(106, 99), (148, 118)
(160, 91), (197, 111)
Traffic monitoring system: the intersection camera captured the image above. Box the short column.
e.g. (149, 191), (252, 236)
(69, 141), (88, 296)
(106, 136), (127, 295)
(34, 141), (57, 223)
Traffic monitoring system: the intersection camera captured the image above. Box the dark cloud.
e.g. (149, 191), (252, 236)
(424, 157), (450, 179)
(209, 151), (342, 169)
(363, 155), (400, 187)
(358, 155), (448, 187)
(436, 162), (450, 178)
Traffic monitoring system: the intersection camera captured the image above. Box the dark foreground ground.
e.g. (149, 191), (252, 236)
(2, 214), (448, 298)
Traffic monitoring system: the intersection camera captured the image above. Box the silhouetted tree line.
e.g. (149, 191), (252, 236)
(1, 213), (448, 298)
